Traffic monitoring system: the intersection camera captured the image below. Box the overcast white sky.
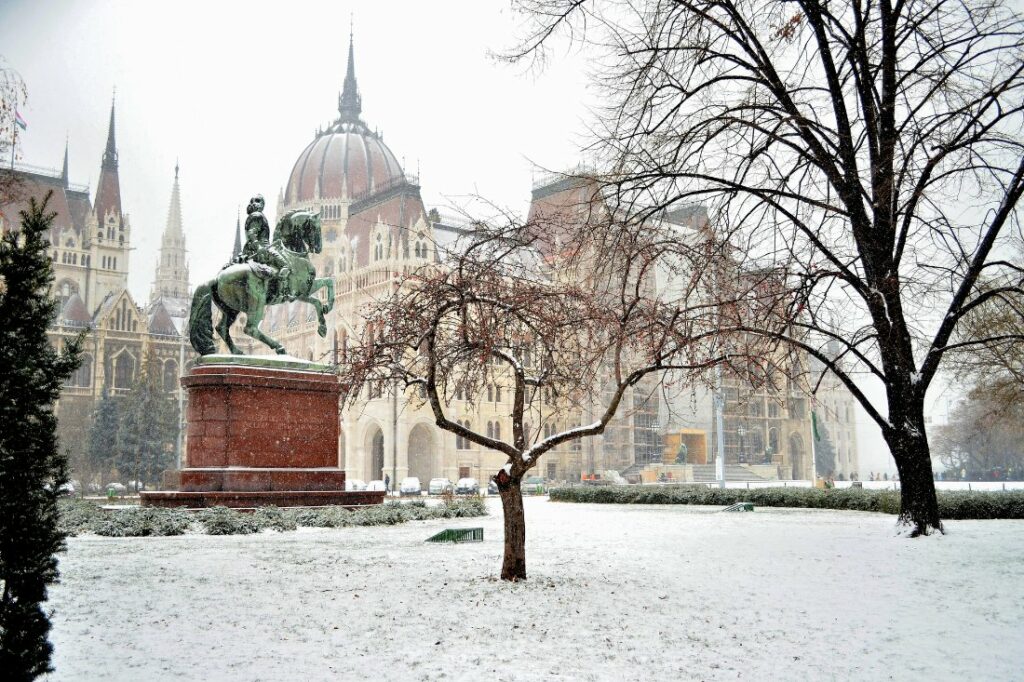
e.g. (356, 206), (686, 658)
(0, 0), (934, 474)
(0, 0), (593, 295)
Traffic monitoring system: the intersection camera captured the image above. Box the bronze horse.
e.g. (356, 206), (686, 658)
(189, 209), (334, 355)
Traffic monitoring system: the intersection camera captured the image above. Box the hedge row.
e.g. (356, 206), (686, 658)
(58, 497), (488, 537)
(548, 485), (1024, 519)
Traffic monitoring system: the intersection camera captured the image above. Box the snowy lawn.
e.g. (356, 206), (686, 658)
(47, 497), (1023, 681)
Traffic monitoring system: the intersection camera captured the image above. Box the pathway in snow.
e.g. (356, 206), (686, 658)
(47, 498), (1024, 681)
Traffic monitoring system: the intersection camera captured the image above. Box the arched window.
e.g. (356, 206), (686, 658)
(487, 421), (494, 439)
(113, 352), (134, 389)
(494, 385), (502, 403)
(162, 359), (178, 391)
(374, 234), (384, 261)
(68, 354), (92, 387)
(456, 420), (472, 450)
(494, 421), (501, 440)
(487, 385), (493, 402)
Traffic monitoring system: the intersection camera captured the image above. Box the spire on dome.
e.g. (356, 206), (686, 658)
(102, 94), (118, 170)
(337, 29), (362, 123)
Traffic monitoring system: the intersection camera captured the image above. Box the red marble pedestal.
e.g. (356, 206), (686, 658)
(141, 358), (383, 509)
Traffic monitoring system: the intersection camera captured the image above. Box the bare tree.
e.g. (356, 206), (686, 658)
(0, 59), (26, 207)
(342, 198), (752, 581)
(935, 388), (1024, 480)
(506, 0), (1024, 535)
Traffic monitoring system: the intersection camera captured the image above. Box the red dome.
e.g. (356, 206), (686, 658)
(284, 36), (406, 205)
(285, 125), (404, 203)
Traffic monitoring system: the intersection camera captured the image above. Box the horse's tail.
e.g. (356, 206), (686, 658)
(189, 280), (216, 355)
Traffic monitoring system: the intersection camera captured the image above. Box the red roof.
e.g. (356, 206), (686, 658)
(285, 129), (404, 203)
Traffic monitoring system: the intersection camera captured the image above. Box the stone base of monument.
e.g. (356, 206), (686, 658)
(141, 355), (383, 509)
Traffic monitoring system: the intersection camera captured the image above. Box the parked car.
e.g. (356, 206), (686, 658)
(345, 479), (367, 492)
(399, 477), (422, 496)
(487, 478), (499, 495)
(428, 478), (454, 495)
(455, 477), (479, 495)
(522, 476), (547, 495)
(366, 480), (386, 491)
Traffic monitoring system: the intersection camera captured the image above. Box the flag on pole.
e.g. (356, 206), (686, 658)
(14, 110), (27, 130)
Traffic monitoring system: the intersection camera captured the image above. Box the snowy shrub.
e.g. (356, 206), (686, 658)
(93, 507), (191, 537)
(443, 496), (487, 518)
(351, 502), (414, 526)
(58, 498), (104, 536)
(251, 506), (298, 532)
(58, 498), (488, 539)
(549, 485), (1022, 519)
(201, 507), (260, 535)
(288, 506), (355, 528)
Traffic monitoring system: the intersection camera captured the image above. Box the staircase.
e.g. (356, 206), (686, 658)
(691, 464), (767, 482)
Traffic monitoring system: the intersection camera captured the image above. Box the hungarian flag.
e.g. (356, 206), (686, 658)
(14, 110), (27, 130)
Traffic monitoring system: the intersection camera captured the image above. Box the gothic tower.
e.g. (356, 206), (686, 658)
(86, 97), (132, 306)
(150, 162), (190, 308)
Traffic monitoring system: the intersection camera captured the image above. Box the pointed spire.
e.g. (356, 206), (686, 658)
(61, 135), (69, 188)
(94, 93), (123, 223)
(102, 94), (118, 170)
(232, 207), (242, 259)
(164, 162), (183, 237)
(337, 28), (362, 122)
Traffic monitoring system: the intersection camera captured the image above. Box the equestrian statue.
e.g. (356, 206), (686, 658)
(188, 194), (334, 356)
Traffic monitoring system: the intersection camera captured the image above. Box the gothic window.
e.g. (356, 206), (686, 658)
(494, 421), (501, 440)
(767, 401), (780, 418)
(68, 354), (92, 387)
(113, 352), (134, 389)
(456, 420), (472, 450)
(163, 359), (178, 391)
(487, 385), (493, 402)
(374, 234), (384, 261)
(487, 421), (494, 439)
(494, 385), (502, 403)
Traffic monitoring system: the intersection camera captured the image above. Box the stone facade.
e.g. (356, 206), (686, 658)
(0, 103), (195, 461)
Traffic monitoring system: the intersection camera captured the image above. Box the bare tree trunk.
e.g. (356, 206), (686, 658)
(498, 478), (527, 581)
(886, 403), (942, 535)
(888, 425), (942, 532)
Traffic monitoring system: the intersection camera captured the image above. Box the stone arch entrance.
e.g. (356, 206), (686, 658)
(789, 433), (805, 480)
(364, 424), (384, 481)
(407, 423), (436, 485)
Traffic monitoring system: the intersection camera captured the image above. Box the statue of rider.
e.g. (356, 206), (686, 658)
(234, 194), (292, 300)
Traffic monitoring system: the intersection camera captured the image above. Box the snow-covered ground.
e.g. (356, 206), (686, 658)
(47, 498), (1024, 681)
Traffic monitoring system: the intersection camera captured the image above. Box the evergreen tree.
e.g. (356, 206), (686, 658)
(814, 420), (838, 479)
(83, 385), (120, 487)
(115, 353), (178, 489)
(0, 192), (82, 680)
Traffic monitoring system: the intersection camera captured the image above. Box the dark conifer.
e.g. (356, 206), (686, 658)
(115, 352), (178, 489)
(85, 385), (121, 483)
(0, 192), (82, 680)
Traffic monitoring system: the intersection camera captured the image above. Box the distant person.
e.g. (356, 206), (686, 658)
(384, 474), (390, 492)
